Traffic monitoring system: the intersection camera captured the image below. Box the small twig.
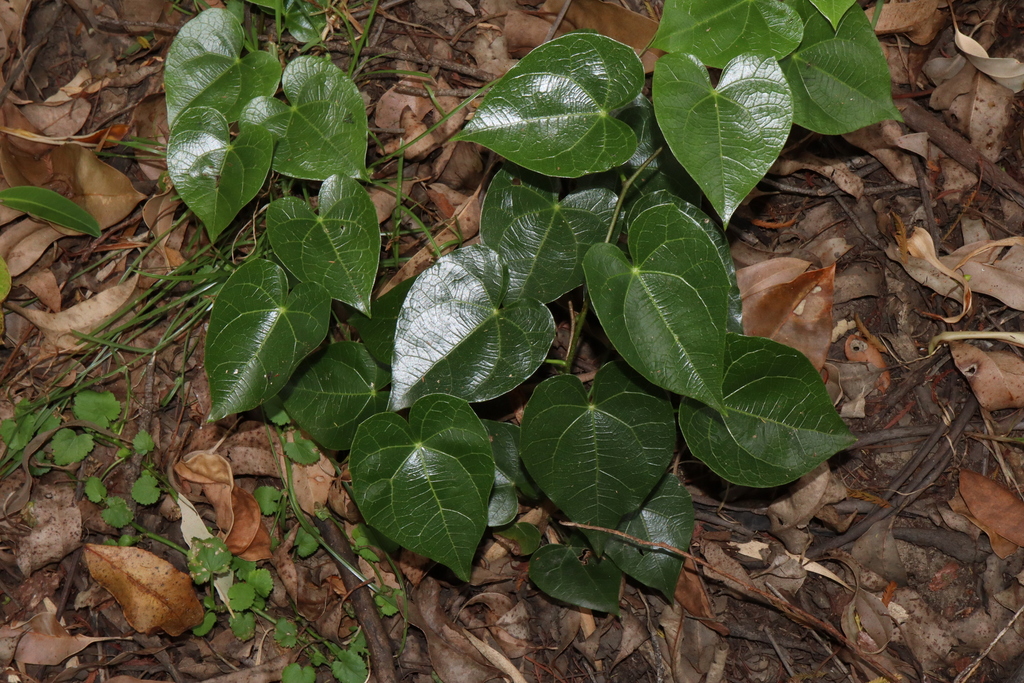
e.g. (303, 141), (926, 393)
(543, 0), (574, 43)
(911, 153), (940, 244)
(954, 600), (1024, 683)
(351, 0), (413, 19)
(326, 41), (498, 82)
(394, 84), (481, 99)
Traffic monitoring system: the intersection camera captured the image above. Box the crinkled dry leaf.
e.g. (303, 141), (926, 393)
(0, 218), (62, 277)
(767, 461), (847, 553)
(953, 21), (1024, 92)
(738, 261), (835, 370)
(771, 154), (863, 197)
(841, 588), (893, 654)
(82, 544), (204, 636)
(951, 341), (1024, 411)
(225, 486), (272, 560)
(959, 469), (1024, 547)
(12, 274), (138, 352)
(5, 613), (121, 666)
(948, 490), (1018, 557)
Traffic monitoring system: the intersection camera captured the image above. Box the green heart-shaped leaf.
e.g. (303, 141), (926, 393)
(280, 342), (390, 450)
(206, 259), (330, 420)
(529, 544), (621, 614)
(583, 202), (731, 407)
(459, 33), (643, 178)
(652, 0), (802, 68)
(349, 279), (414, 366)
(521, 362), (674, 553)
(678, 333), (856, 487)
(616, 96), (700, 206)
(248, 0), (327, 42)
(350, 394), (493, 581)
(605, 475), (693, 599)
(165, 8), (281, 127)
(0, 186), (100, 237)
(809, 0), (856, 28)
(627, 192), (743, 334)
(654, 53), (791, 224)
(486, 420), (529, 527)
(389, 245), (555, 411)
(167, 107), (273, 240)
(241, 55), (367, 180)
(780, 3), (900, 135)
(266, 175), (379, 313)
(481, 166), (615, 303)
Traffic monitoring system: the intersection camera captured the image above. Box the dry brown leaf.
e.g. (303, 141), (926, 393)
(0, 218), (62, 277)
(225, 486), (272, 560)
(959, 469), (1024, 548)
(82, 544), (204, 636)
(15, 267), (61, 311)
(843, 120), (918, 186)
(16, 484), (82, 577)
(11, 274), (138, 352)
(374, 84), (433, 130)
(48, 145), (146, 229)
(845, 335), (890, 394)
(953, 19), (1024, 92)
(540, 0), (662, 72)
(948, 490), (1018, 558)
(767, 462), (847, 554)
(19, 100), (91, 138)
(287, 453), (335, 516)
(5, 613), (122, 666)
(948, 70), (1014, 163)
(841, 588), (893, 655)
(950, 341), (1024, 411)
(271, 526), (331, 619)
(738, 261), (835, 371)
(406, 578), (498, 683)
(866, 0), (942, 45)
(771, 154), (864, 197)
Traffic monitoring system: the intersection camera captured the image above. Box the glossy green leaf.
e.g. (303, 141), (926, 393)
(529, 544), (621, 614)
(627, 192), (742, 334)
(654, 53), (791, 224)
(248, 0), (327, 42)
(165, 8), (281, 127)
(481, 166), (615, 303)
(167, 108), (273, 240)
(605, 476), (692, 599)
(779, 2), (900, 135)
(266, 175), (379, 313)
(485, 419), (537, 499)
(652, 0), (802, 68)
(495, 522), (541, 556)
(0, 255), (9, 305)
(350, 394), (493, 581)
(206, 259), (330, 421)
(0, 187), (100, 237)
(677, 333), (856, 487)
(349, 279), (414, 366)
(809, 0), (856, 28)
(583, 202), (731, 407)
(485, 420), (528, 527)
(241, 55), (367, 180)
(389, 246), (555, 411)
(521, 362), (674, 553)
(459, 33), (643, 178)
(616, 96), (700, 207)
(280, 342), (389, 451)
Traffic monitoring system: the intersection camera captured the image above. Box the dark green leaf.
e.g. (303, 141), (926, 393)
(206, 259), (330, 420)
(241, 56), (367, 180)
(192, 612), (217, 637)
(133, 430), (156, 455)
(605, 475), (692, 598)
(677, 333), (856, 487)
(616, 96), (700, 206)
(389, 246), (554, 411)
(459, 33), (643, 177)
(495, 522), (541, 556)
(249, 0), (327, 42)
(281, 342), (390, 451)
(627, 192), (743, 334)
(84, 476), (106, 504)
(74, 390), (121, 428)
(521, 362), (674, 552)
(529, 544), (621, 614)
(102, 496), (133, 528)
(654, 53), (791, 224)
(779, 3), (900, 134)
(809, 0), (856, 28)
(254, 486), (282, 515)
(164, 8), (281, 126)
(275, 619), (298, 648)
(167, 108), (273, 240)
(652, 0), (802, 68)
(349, 279), (414, 365)
(331, 649), (368, 683)
(0, 187), (101, 237)
(228, 582), (256, 611)
(284, 435), (320, 465)
(230, 611), (256, 640)
(350, 394), (493, 581)
(480, 166), (615, 303)
(267, 175), (380, 313)
(583, 202), (731, 407)
(485, 419), (537, 499)
(295, 528), (319, 557)
(248, 568), (273, 597)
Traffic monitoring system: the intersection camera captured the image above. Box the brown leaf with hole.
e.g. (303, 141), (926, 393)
(11, 275), (138, 352)
(950, 341), (1024, 411)
(949, 490), (1018, 558)
(959, 469), (1024, 548)
(737, 261), (835, 371)
(82, 544), (203, 636)
(5, 613), (122, 665)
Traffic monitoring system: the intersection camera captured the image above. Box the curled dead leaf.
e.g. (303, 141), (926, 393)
(4, 613), (122, 666)
(950, 341), (1024, 411)
(958, 469), (1024, 548)
(82, 544), (204, 636)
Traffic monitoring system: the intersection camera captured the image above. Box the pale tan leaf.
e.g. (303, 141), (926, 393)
(48, 145), (146, 229)
(11, 613), (122, 666)
(951, 341), (1024, 411)
(0, 218), (62, 277)
(12, 275), (138, 352)
(953, 22), (1024, 92)
(959, 469), (1024, 548)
